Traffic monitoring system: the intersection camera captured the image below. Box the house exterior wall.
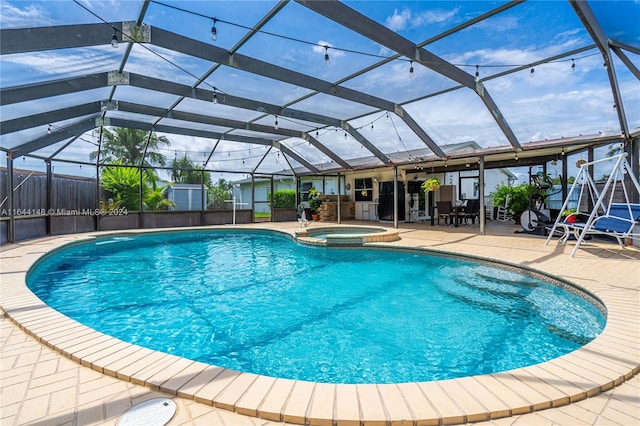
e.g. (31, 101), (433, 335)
(234, 179), (297, 214)
(233, 168), (513, 221)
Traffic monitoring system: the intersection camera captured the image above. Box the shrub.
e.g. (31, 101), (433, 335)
(492, 183), (536, 218)
(101, 165), (150, 211)
(144, 185), (175, 211)
(269, 189), (296, 209)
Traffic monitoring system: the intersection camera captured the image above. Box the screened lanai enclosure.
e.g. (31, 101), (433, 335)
(1, 0), (638, 243)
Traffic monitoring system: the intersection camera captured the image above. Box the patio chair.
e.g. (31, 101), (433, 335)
(495, 195), (512, 221)
(436, 201), (454, 226)
(410, 209), (429, 222)
(463, 199), (481, 225)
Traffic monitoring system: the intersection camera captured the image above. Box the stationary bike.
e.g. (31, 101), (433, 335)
(519, 172), (558, 234)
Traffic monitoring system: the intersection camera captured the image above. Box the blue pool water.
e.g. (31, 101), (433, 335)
(27, 230), (605, 384)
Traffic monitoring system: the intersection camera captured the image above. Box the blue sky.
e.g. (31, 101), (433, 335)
(1, 0), (638, 180)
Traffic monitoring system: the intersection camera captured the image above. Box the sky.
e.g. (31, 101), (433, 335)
(1, 0), (638, 182)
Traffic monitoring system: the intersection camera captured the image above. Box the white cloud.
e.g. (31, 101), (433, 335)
(2, 49), (118, 82)
(473, 15), (520, 32)
(0, 2), (56, 27)
(385, 7), (459, 31)
(414, 8), (460, 25)
(449, 35), (591, 72)
(385, 8), (412, 31)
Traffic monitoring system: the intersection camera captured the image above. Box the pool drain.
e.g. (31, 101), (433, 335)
(117, 398), (176, 426)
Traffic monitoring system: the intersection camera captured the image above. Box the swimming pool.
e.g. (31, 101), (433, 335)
(27, 229), (605, 384)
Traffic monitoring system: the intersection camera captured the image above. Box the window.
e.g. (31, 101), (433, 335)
(355, 178), (373, 201)
(300, 182), (313, 201)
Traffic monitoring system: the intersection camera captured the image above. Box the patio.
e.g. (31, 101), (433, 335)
(1, 220), (638, 425)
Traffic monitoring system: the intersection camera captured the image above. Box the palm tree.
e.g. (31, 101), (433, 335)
(90, 128), (169, 166)
(207, 178), (234, 209)
(169, 155), (211, 186)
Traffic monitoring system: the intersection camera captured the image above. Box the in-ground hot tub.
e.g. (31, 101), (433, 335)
(295, 224), (400, 246)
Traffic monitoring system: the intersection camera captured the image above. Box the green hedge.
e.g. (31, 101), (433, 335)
(269, 189), (296, 208)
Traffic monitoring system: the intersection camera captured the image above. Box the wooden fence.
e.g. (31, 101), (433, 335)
(0, 169), (97, 214)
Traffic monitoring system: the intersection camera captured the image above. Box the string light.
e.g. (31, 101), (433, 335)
(529, 67), (535, 78)
(47, 124), (51, 134)
(211, 19), (217, 41)
(409, 61), (414, 79)
(212, 91), (218, 104)
(274, 115), (278, 130)
(111, 31), (118, 48)
(570, 59), (575, 73)
(474, 65), (480, 82)
(324, 46), (330, 66)
(141, 0), (608, 114)
(153, 0), (599, 78)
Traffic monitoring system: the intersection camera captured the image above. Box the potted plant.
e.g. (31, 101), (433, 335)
(562, 208), (578, 223)
(421, 178), (441, 192)
(308, 187), (323, 220)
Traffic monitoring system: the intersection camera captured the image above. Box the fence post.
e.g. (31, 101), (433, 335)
(46, 160), (52, 236)
(6, 153), (15, 243)
(96, 163), (100, 231)
(201, 170), (205, 226)
(139, 166), (144, 229)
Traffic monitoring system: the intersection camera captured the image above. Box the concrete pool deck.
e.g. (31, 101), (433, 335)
(1, 220), (638, 425)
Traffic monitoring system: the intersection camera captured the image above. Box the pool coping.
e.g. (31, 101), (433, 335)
(295, 224), (400, 247)
(1, 225), (638, 425)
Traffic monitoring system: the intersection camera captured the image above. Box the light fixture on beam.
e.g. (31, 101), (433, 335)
(211, 19), (218, 41)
